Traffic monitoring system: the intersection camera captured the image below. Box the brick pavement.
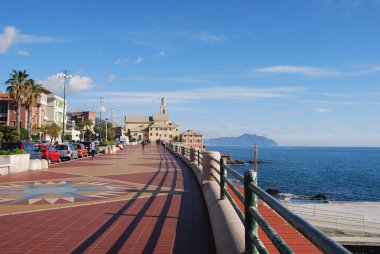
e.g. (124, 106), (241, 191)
(0, 144), (215, 254)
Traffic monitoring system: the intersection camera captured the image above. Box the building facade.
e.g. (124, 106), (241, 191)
(125, 98), (180, 142)
(179, 130), (204, 150)
(0, 91), (49, 134)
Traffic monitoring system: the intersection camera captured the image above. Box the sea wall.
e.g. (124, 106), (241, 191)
(168, 146), (244, 254)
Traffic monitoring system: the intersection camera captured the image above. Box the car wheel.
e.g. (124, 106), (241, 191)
(47, 158), (51, 165)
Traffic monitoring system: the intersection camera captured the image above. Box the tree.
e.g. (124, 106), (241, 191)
(83, 119), (93, 140)
(0, 126), (19, 142)
(5, 70), (29, 138)
(43, 123), (61, 143)
(23, 79), (43, 141)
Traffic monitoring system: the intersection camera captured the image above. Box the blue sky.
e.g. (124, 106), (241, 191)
(1, 0), (380, 146)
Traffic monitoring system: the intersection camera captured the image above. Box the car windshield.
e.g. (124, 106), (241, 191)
(76, 144), (81, 149)
(57, 145), (67, 150)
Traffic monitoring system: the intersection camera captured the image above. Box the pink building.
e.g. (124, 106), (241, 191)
(179, 130), (204, 150)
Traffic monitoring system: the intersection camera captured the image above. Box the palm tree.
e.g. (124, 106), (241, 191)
(5, 70), (29, 138)
(24, 79), (43, 140)
(0, 126), (19, 142)
(83, 119), (93, 140)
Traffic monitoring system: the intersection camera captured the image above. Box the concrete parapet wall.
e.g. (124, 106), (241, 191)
(168, 146), (244, 254)
(0, 155), (48, 175)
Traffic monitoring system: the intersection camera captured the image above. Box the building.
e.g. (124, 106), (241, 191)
(0, 90), (49, 138)
(125, 98), (180, 142)
(179, 130), (204, 150)
(68, 111), (96, 126)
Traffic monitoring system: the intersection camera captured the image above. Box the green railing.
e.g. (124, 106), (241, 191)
(169, 144), (351, 254)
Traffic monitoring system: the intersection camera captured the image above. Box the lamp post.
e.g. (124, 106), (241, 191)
(58, 70), (72, 142)
(97, 97), (105, 140)
(105, 117), (108, 141)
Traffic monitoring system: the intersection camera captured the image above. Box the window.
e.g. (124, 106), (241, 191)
(150, 133), (152, 136)
(156, 128), (158, 130)
(156, 133), (158, 136)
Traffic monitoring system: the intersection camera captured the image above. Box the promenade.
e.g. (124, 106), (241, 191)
(0, 144), (215, 253)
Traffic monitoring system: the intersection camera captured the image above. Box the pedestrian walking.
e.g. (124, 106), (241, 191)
(141, 140), (146, 150)
(91, 140), (96, 160)
(163, 141), (166, 150)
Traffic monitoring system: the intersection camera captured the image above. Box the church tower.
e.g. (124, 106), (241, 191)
(160, 97), (167, 115)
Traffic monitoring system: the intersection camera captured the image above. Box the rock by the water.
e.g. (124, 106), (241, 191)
(266, 189), (280, 195)
(310, 194), (327, 200)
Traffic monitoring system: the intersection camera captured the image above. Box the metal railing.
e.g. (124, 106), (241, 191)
(168, 144), (350, 254)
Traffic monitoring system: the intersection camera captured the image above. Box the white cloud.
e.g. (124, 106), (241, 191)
(0, 26), (18, 54)
(114, 58), (128, 66)
(107, 74), (116, 82)
(279, 110), (298, 117)
(252, 65), (342, 78)
(251, 64), (380, 78)
(191, 32), (226, 43)
(84, 86), (302, 105)
(0, 26), (60, 54)
(39, 74), (95, 96)
(154, 50), (166, 60)
(315, 107), (331, 113)
(135, 56), (144, 64)
(15, 49), (30, 56)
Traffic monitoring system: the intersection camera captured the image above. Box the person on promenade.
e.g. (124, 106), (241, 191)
(141, 140), (146, 150)
(163, 141), (166, 150)
(91, 140), (96, 160)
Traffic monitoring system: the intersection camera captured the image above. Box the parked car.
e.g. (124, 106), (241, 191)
(56, 143), (79, 160)
(74, 143), (88, 158)
(37, 144), (61, 164)
(1, 141), (42, 159)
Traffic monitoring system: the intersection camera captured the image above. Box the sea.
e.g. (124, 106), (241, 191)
(207, 146), (380, 202)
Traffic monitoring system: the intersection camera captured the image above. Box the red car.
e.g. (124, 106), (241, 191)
(37, 144), (61, 164)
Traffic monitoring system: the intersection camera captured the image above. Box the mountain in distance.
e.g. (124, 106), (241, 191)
(205, 133), (278, 146)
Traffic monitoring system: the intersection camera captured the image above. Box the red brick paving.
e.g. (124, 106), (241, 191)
(229, 183), (322, 253)
(0, 144), (215, 254)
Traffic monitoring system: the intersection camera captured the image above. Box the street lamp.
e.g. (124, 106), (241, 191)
(105, 117), (108, 141)
(58, 70), (72, 142)
(97, 97), (105, 140)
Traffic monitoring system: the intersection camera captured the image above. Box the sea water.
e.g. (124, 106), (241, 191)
(207, 146), (380, 201)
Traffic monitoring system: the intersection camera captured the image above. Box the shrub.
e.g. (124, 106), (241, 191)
(0, 150), (11, 155)
(99, 141), (116, 146)
(11, 149), (26, 154)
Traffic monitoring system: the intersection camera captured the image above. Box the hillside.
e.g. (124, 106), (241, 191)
(205, 133), (278, 146)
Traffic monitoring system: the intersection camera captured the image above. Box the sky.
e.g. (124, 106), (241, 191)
(1, 0), (380, 146)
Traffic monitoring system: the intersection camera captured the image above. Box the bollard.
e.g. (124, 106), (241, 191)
(202, 151), (221, 181)
(107, 145), (111, 154)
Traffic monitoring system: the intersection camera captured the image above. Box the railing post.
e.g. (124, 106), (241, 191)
(220, 157), (227, 200)
(197, 149), (200, 166)
(245, 170), (258, 254)
(190, 148), (195, 162)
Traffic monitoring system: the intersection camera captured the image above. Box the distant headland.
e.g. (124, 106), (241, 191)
(204, 133), (278, 146)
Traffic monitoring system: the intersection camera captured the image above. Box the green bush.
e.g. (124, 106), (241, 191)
(0, 150), (11, 155)
(99, 141), (116, 146)
(0, 149), (26, 155)
(11, 149), (26, 154)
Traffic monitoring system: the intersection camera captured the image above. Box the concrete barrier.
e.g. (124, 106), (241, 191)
(0, 155), (48, 174)
(169, 146), (244, 254)
(202, 151), (221, 181)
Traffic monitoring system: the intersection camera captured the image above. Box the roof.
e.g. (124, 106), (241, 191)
(180, 130), (202, 135)
(150, 122), (179, 128)
(152, 114), (170, 121)
(125, 116), (150, 123)
(130, 125), (149, 132)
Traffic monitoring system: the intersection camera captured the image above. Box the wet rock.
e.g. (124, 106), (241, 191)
(310, 194), (327, 200)
(266, 189), (280, 195)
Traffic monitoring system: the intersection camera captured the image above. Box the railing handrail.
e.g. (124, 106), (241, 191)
(168, 144), (350, 254)
(247, 180), (350, 254)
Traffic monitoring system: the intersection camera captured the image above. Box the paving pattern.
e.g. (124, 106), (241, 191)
(0, 144), (215, 253)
